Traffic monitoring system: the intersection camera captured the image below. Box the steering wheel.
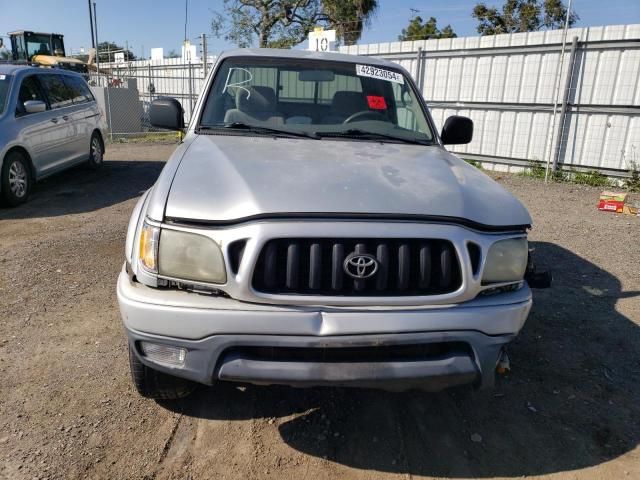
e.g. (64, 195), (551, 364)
(343, 110), (386, 124)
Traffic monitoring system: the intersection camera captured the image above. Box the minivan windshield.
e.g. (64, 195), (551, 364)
(199, 57), (434, 145)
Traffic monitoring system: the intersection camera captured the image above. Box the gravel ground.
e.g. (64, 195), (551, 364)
(0, 143), (638, 480)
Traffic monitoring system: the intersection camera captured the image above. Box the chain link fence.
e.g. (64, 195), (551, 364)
(87, 57), (214, 142)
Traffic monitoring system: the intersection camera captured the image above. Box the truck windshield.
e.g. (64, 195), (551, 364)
(199, 57), (434, 144)
(0, 75), (10, 115)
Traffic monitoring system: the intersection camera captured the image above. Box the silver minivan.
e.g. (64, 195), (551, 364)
(0, 64), (107, 206)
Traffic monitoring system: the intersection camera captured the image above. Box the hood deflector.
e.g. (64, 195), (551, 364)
(165, 212), (530, 234)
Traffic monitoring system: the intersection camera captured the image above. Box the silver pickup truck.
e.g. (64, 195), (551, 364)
(117, 48), (550, 400)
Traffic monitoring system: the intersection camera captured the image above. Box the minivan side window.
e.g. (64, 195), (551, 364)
(16, 75), (48, 116)
(39, 74), (75, 109)
(64, 76), (94, 104)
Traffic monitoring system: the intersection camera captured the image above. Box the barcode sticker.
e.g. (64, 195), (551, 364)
(356, 64), (404, 84)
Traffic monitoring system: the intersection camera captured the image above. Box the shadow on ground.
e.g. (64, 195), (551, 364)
(161, 243), (639, 476)
(0, 160), (164, 220)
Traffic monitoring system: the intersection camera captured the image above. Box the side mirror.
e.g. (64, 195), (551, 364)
(149, 97), (184, 130)
(24, 100), (47, 114)
(441, 115), (473, 145)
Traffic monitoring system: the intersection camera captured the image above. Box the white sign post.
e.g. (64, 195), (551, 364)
(308, 28), (336, 52)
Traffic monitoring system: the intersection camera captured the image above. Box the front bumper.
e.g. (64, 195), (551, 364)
(118, 268), (532, 391)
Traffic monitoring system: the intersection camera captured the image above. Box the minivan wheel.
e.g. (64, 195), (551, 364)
(1, 151), (31, 206)
(87, 133), (103, 170)
(128, 345), (197, 400)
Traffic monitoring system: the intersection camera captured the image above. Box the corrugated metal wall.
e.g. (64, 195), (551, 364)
(340, 24), (640, 173)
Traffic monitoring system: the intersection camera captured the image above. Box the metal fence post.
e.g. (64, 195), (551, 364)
(188, 62), (194, 122)
(415, 47), (423, 93)
(202, 33), (208, 77)
(552, 36), (579, 171)
(148, 63), (152, 101)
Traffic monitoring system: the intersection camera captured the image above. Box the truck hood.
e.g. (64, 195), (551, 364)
(163, 135), (531, 229)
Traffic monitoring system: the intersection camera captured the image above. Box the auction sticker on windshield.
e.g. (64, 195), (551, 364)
(356, 65), (404, 84)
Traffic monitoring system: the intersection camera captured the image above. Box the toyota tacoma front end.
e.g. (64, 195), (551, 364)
(117, 48), (547, 400)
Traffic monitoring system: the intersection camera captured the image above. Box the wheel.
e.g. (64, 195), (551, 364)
(128, 344), (196, 400)
(1, 151), (31, 206)
(87, 132), (104, 170)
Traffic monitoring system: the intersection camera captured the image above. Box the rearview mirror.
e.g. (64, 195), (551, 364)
(441, 115), (473, 145)
(298, 70), (335, 82)
(24, 100), (47, 114)
(149, 97), (184, 131)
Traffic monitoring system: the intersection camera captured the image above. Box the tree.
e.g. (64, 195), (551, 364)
(212, 0), (378, 48)
(322, 0), (378, 46)
(96, 41), (136, 62)
(472, 0), (577, 35)
(398, 15), (457, 41)
(166, 49), (181, 59)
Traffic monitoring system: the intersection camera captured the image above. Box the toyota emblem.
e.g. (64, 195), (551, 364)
(343, 252), (379, 279)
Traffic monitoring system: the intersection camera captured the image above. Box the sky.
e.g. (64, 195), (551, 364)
(1, 0), (639, 57)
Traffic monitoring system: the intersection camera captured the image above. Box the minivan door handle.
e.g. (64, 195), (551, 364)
(50, 117), (59, 124)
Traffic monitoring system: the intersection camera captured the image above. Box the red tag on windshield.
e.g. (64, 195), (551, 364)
(367, 95), (387, 110)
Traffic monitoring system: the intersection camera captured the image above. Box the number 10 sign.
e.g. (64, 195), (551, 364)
(308, 29), (336, 52)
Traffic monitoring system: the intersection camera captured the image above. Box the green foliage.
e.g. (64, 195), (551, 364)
(464, 159), (483, 170)
(521, 161), (546, 179)
(572, 170), (611, 187)
(398, 15), (457, 41)
(212, 0), (378, 49)
(551, 168), (569, 182)
(322, 0), (378, 45)
(97, 41), (136, 62)
(166, 50), (181, 59)
(625, 161), (640, 192)
(472, 0), (577, 35)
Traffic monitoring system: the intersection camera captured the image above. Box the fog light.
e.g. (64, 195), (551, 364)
(140, 342), (186, 367)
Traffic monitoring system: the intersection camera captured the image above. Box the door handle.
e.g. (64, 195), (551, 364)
(50, 118), (59, 124)
(62, 115), (69, 121)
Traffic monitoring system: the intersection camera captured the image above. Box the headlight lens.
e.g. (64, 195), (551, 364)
(482, 238), (528, 284)
(139, 222), (160, 273)
(158, 229), (227, 284)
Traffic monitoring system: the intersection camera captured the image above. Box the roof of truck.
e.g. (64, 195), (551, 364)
(218, 48), (403, 70)
(0, 63), (40, 75)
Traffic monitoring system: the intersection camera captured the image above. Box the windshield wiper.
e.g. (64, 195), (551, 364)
(198, 123), (319, 139)
(315, 128), (431, 145)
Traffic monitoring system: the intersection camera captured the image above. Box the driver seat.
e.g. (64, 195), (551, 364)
(322, 91), (368, 124)
(224, 86), (284, 125)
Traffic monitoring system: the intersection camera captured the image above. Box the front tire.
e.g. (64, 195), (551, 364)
(1, 151), (31, 206)
(128, 345), (196, 400)
(87, 132), (104, 170)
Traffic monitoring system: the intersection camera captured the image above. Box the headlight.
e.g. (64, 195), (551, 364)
(139, 222), (160, 273)
(482, 238), (528, 284)
(158, 229), (227, 284)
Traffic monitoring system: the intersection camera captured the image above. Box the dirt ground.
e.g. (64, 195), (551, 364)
(1, 143), (638, 480)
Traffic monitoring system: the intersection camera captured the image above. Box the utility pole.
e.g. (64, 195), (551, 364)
(201, 33), (208, 76)
(88, 0), (95, 49)
(93, 2), (100, 78)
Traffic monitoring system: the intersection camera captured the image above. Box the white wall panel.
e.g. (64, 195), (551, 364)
(340, 23), (640, 172)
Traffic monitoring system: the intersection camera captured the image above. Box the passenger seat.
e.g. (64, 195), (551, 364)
(224, 86), (284, 125)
